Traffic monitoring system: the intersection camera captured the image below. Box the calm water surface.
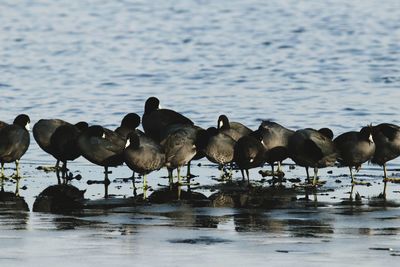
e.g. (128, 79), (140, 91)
(1, 0), (400, 266)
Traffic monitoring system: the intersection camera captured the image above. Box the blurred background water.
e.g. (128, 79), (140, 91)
(1, 0), (400, 266)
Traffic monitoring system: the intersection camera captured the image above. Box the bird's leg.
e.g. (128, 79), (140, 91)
(15, 160), (21, 196)
(0, 163), (4, 191)
(246, 169), (250, 185)
(177, 167), (181, 186)
(168, 168), (173, 189)
(350, 183), (355, 200)
(229, 162), (233, 179)
(382, 163), (400, 184)
(351, 165), (370, 185)
(349, 166), (354, 184)
(143, 174), (147, 200)
(382, 164), (388, 199)
(62, 161), (67, 184)
(277, 161), (282, 173)
(312, 167), (318, 186)
(56, 166), (61, 185)
(219, 165), (225, 179)
(131, 172), (137, 197)
(271, 163), (276, 186)
(278, 161), (284, 185)
(305, 167), (310, 184)
(104, 166), (110, 198)
(186, 161), (191, 178)
(241, 169), (245, 182)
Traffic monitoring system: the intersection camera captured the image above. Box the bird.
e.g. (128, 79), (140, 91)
(288, 128), (337, 186)
(114, 113), (142, 140)
(33, 119), (70, 170)
(142, 97), (194, 142)
(234, 134), (266, 184)
(124, 132), (165, 199)
(371, 123), (400, 198)
(49, 121), (89, 183)
(334, 126), (375, 185)
(255, 121), (294, 183)
(217, 115), (251, 141)
(77, 125), (125, 198)
(204, 127), (236, 178)
(0, 114), (31, 195)
(162, 126), (208, 188)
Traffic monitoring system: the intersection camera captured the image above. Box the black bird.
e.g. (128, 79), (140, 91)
(33, 119), (69, 170)
(77, 125), (125, 198)
(50, 121), (89, 183)
(288, 128), (337, 186)
(217, 115), (251, 141)
(255, 121), (294, 182)
(142, 97), (193, 142)
(334, 126), (375, 185)
(115, 113), (142, 140)
(0, 114), (30, 195)
(371, 123), (400, 197)
(162, 126), (208, 186)
(160, 123), (205, 178)
(204, 127), (236, 178)
(124, 132), (165, 199)
(234, 134), (266, 184)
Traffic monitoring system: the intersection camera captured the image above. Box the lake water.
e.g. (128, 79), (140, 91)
(1, 0), (400, 266)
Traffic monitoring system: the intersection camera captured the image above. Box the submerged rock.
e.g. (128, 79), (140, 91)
(0, 191), (29, 211)
(209, 184), (298, 209)
(149, 186), (209, 206)
(33, 184), (85, 213)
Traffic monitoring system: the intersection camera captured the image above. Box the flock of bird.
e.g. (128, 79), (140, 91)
(0, 96), (400, 199)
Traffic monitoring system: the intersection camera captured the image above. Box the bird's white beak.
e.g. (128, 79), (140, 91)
(125, 139), (130, 148)
(25, 123), (30, 131)
(369, 134), (374, 143)
(102, 133), (106, 139)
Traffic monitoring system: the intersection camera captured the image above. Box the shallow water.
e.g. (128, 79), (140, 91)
(1, 0), (400, 266)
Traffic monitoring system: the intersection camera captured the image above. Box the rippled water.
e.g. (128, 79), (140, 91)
(1, 0), (400, 266)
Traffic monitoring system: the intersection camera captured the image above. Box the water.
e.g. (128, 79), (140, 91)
(1, 0), (400, 266)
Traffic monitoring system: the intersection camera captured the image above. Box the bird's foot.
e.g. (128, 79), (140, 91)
(351, 180), (372, 186)
(384, 177), (400, 184)
(10, 173), (21, 179)
(36, 165), (60, 173)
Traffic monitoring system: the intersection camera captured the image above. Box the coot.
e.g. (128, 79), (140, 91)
(334, 126), (375, 185)
(0, 114), (30, 195)
(288, 128), (337, 186)
(142, 97), (193, 142)
(124, 132), (165, 199)
(78, 125), (125, 198)
(371, 123), (400, 197)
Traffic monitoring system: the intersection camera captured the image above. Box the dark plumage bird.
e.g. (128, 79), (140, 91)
(162, 126), (208, 186)
(371, 123), (400, 197)
(334, 126), (375, 185)
(160, 123), (206, 178)
(288, 128), (337, 186)
(115, 113), (142, 140)
(124, 132), (165, 199)
(77, 125), (125, 198)
(50, 121), (89, 183)
(217, 115), (251, 141)
(234, 134), (266, 183)
(0, 114), (30, 195)
(33, 119), (69, 170)
(142, 97), (194, 142)
(255, 121), (294, 181)
(204, 127), (236, 177)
